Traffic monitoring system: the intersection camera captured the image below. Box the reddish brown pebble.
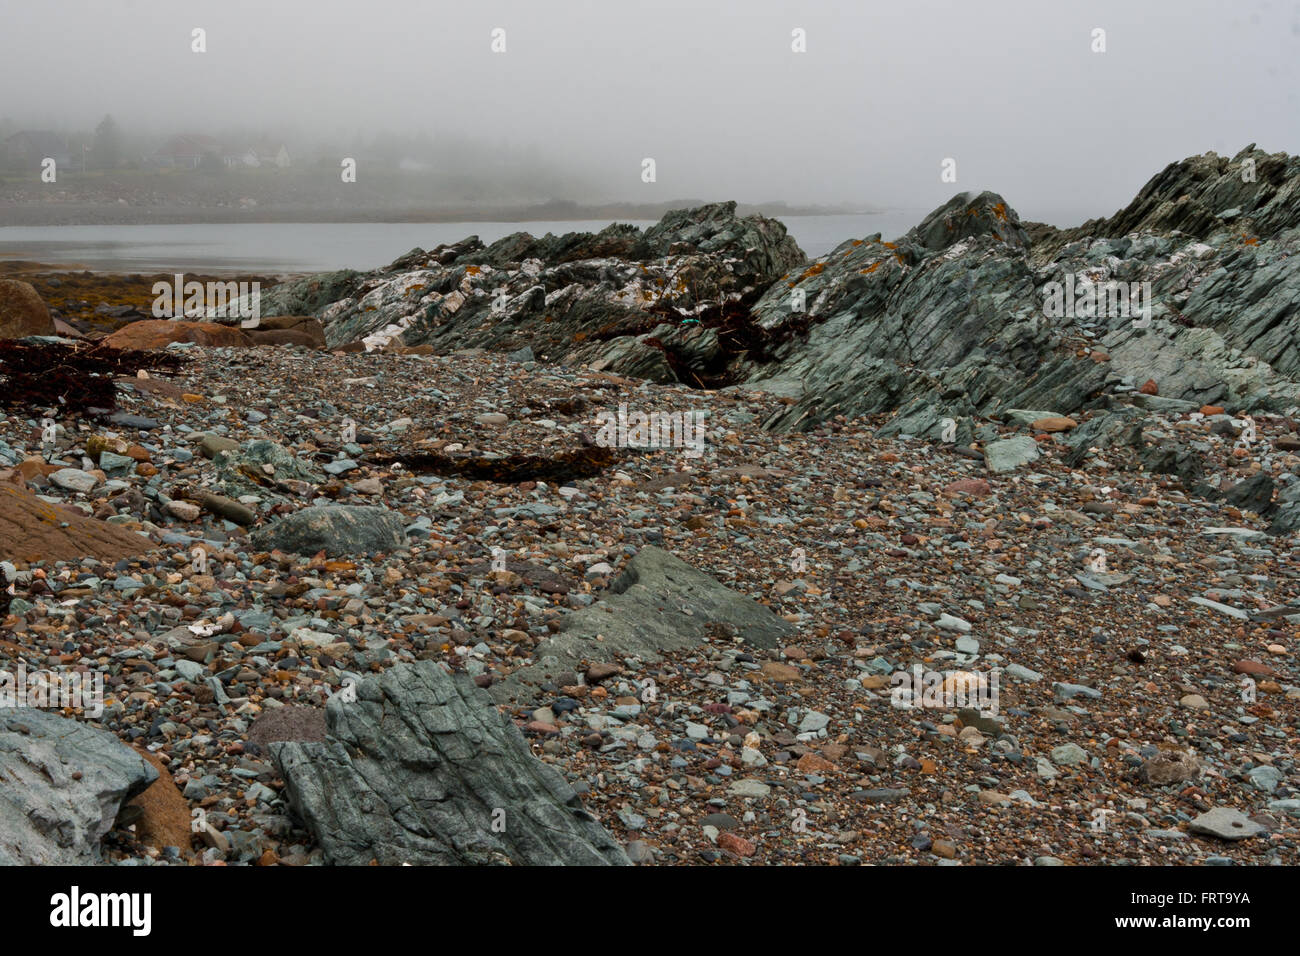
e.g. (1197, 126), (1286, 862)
(1233, 660), (1277, 677)
(717, 832), (756, 857)
(943, 479), (992, 496)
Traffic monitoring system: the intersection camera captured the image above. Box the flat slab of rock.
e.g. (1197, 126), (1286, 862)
(0, 709), (157, 864)
(984, 436), (1041, 474)
(250, 504), (407, 557)
(1188, 807), (1266, 841)
(0, 482), (154, 563)
(271, 661), (629, 865)
(1189, 596), (1248, 619)
(491, 546), (794, 703)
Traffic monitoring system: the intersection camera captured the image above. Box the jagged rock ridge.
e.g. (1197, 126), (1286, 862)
(250, 146), (1300, 434)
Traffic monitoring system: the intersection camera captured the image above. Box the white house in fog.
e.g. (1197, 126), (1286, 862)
(224, 143), (291, 169)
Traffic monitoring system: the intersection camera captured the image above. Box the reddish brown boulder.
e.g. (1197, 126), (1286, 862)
(127, 750), (193, 853)
(248, 329), (320, 348)
(246, 315), (326, 349)
(0, 279), (55, 339)
(247, 315), (312, 331)
(101, 320), (252, 350)
(0, 482), (153, 563)
(795, 752), (836, 774)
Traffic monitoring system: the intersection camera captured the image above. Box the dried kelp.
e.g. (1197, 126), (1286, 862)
(0, 340), (186, 415)
(370, 441), (624, 484)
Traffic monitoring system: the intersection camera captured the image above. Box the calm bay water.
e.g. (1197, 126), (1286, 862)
(0, 213), (929, 275)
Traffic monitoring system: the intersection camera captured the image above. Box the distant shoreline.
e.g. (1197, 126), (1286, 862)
(0, 208), (945, 276)
(0, 202), (882, 229)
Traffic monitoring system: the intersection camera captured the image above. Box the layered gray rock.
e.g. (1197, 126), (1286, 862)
(492, 545), (794, 704)
(0, 709), (157, 865)
(260, 202), (805, 386)
(271, 661), (630, 865)
(242, 147), (1300, 439)
(1268, 478), (1300, 535)
(1048, 145), (1300, 248)
(254, 269), (364, 318)
(250, 504), (408, 557)
(752, 147), (1300, 432)
(265, 201), (800, 366)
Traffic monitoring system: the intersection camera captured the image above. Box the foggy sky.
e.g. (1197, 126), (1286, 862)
(3, 0), (1298, 225)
